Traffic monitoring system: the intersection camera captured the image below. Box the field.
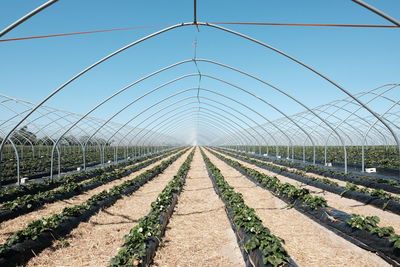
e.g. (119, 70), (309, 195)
(1, 1), (399, 266)
(0, 146), (399, 266)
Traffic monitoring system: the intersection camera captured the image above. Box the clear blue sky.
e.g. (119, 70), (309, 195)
(1, 0), (399, 143)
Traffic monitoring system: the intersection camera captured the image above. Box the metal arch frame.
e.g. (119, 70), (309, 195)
(0, 96), (113, 177)
(81, 69), (300, 153)
(66, 60), (320, 160)
(155, 123), (232, 148)
(102, 99), (249, 165)
(1, 22), (398, 174)
(314, 84), (398, 145)
(126, 103), (250, 148)
(152, 119), (241, 148)
(196, 59), (317, 142)
(362, 100), (400, 172)
(131, 102), (255, 149)
(136, 118), (230, 155)
(267, 84), (399, 168)
(0, 94), (156, 181)
(0, 99), (66, 181)
(145, 108), (245, 146)
(0, 22), (195, 155)
(315, 101), (388, 145)
(145, 115), (242, 149)
(81, 73), (199, 149)
(166, 116), (241, 145)
(151, 120), (239, 148)
(140, 116), (246, 155)
(263, 83), (399, 146)
(0, 0), (59, 37)
(129, 98), (267, 151)
(0, 129), (21, 183)
(113, 97), (256, 148)
(134, 107), (250, 149)
(201, 23), (400, 171)
(352, 0), (400, 26)
(140, 109), (249, 149)
(91, 95), (251, 164)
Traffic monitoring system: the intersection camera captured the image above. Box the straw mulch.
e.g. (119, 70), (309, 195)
(24, 150), (191, 267)
(216, 151), (400, 233)
(0, 152), (179, 244)
(205, 150), (390, 267)
(152, 149), (244, 267)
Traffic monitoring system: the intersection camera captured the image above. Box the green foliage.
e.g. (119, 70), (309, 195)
(219, 149), (400, 208)
(346, 215), (379, 231)
(109, 150), (194, 267)
(389, 235), (400, 248)
(346, 214), (399, 248)
(202, 150), (289, 267)
(0, 149), (188, 257)
(210, 149), (328, 210)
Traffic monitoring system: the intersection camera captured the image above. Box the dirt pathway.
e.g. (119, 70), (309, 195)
(152, 149), (244, 267)
(25, 149), (192, 267)
(0, 151), (181, 244)
(212, 149), (400, 233)
(204, 149), (390, 267)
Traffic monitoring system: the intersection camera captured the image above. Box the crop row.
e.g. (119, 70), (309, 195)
(216, 148), (400, 215)
(0, 148), (116, 185)
(201, 149), (292, 266)
(110, 149), (195, 266)
(0, 149), (181, 222)
(222, 148), (400, 190)
(0, 145), (167, 185)
(0, 149), (188, 266)
(0, 148), (178, 203)
(207, 148), (400, 264)
(230, 145), (399, 172)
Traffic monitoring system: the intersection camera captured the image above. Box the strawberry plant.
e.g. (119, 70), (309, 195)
(202, 150), (290, 266)
(110, 150), (194, 267)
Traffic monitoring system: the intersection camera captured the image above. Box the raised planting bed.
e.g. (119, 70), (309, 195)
(201, 149), (295, 267)
(218, 148), (400, 194)
(0, 149), (182, 222)
(109, 149), (194, 267)
(0, 148), (180, 203)
(216, 148), (400, 215)
(207, 149), (400, 265)
(0, 149), (188, 267)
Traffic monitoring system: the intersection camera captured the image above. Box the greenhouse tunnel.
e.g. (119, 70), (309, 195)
(1, 0), (399, 186)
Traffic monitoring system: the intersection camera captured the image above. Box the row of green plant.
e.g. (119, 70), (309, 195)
(0, 148), (115, 185)
(217, 149), (400, 209)
(221, 148), (399, 187)
(227, 145), (399, 171)
(0, 149), (187, 258)
(109, 150), (195, 267)
(346, 214), (400, 248)
(0, 148), (178, 202)
(0, 150), (178, 216)
(210, 149), (400, 251)
(201, 149), (290, 266)
(0, 145), (170, 185)
(208, 149), (327, 210)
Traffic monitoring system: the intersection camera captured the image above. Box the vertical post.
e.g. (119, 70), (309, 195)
(194, 0), (197, 24)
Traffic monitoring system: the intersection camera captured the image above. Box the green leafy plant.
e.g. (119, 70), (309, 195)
(110, 150), (194, 267)
(201, 150), (289, 266)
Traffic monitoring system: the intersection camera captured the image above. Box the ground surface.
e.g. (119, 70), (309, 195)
(0, 147), (396, 266)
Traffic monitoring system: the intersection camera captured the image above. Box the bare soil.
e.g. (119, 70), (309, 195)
(152, 149), (244, 267)
(204, 149), (390, 267)
(25, 149), (192, 267)
(213, 149), (400, 233)
(0, 152), (180, 244)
